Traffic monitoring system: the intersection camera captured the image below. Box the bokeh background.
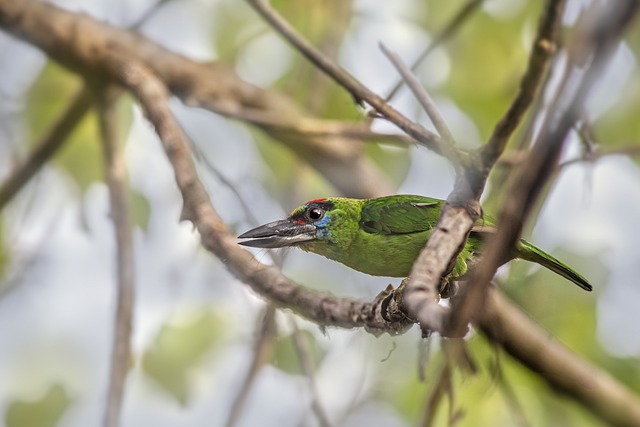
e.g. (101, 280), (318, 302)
(1, 0), (639, 426)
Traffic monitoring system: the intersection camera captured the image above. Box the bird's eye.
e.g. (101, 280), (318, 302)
(307, 207), (324, 221)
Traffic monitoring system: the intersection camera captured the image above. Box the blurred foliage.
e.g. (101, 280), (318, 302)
(272, 0), (356, 117)
(128, 188), (151, 231)
(443, 1), (542, 142)
(390, 333), (606, 427)
(26, 62), (148, 229)
(5, 384), (70, 427)
(271, 329), (325, 375)
(141, 308), (223, 405)
(0, 220), (7, 280)
(26, 63), (101, 191)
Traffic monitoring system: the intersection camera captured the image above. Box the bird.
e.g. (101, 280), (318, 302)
(237, 195), (592, 292)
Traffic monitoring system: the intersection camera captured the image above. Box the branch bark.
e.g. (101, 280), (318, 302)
(105, 54), (414, 334)
(0, 0), (392, 198)
(479, 289), (640, 426)
(97, 87), (135, 427)
(449, 0), (640, 337)
(245, 0), (444, 155)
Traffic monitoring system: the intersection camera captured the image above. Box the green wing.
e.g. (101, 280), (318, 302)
(360, 195), (444, 234)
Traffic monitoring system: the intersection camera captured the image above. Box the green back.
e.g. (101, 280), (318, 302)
(360, 195), (443, 234)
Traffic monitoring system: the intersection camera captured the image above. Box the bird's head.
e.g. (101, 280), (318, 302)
(238, 198), (352, 249)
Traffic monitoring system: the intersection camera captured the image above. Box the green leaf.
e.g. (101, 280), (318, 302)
(5, 384), (70, 427)
(442, 2), (542, 142)
(26, 63), (101, 191)
(271, 329), (325, 375)
(0, 219), (8, 281)
(128, 188), (151, 231)
(26, 62), (134, 193)
(141, 308), (223, 405)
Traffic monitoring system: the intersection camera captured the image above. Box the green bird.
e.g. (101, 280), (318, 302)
(238, 195), (592, 292)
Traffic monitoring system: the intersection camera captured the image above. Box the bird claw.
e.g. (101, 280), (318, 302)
(439, 280), (459, 299)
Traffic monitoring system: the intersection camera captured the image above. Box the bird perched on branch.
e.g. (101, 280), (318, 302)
(238, 195), (592, 292)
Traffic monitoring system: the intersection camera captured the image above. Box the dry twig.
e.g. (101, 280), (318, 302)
(0, 86), (92, 211)
(97, 87), (135, 427)
(245, 0), (444, 155)
(385, 0), (485, 101)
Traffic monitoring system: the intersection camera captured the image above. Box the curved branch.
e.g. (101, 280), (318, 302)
(109, 55), (414, 334)
(0, 0), (392, 198)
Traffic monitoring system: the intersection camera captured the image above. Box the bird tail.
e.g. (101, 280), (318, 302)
(517, 241), (592, 291)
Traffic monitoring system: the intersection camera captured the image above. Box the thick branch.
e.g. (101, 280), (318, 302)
(449, 0), (640, 337)
(0, 0), (391, 198)
(109, 56), (413, 334)
(402, 0), (568, 335)
(479, 289), (640, 427)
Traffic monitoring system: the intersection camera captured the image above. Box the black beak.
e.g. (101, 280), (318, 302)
(238, 219), (317, 248)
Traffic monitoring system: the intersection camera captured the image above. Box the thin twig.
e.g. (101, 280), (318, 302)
(128, 0), (173, 28)
(110, 56), (413, 333)
(290, 317), (332, 427)
(482, 0), (566, 165)
(0, 85), (92, 211)
(379, 43), (460, 162)
(98, 87), (135, 427)
(225, 305), (277, 427)
(0, 0), (394, 199)
(420, 350), (454, 427)
(245, 0), (445, 155)
(189, 142), (287, 268)
(385, 0), (485, 101)
(0, 0), (171, 212)
(560, 144), (640, 168)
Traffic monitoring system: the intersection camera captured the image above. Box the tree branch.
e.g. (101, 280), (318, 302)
(379, 43), (458, 151)
(245, 0), (445, 155)
(479, 288), (640, 426)
(449, 0), (640, 337)
(106, 54), (413, 334)
(481, 0), (566, 164)
(403, 0), (569, 336)
(3, 2), (640, 425)
(0, 85), (92, 211)
(0, 0), (392, 198)
(385, 0), (485, 101)
(225, 305), (277, 427)
(97, 87), (135, 427)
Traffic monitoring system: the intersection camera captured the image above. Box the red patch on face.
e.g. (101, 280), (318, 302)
(307, 198), (327, 204)
(293, 218), (306, 225)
